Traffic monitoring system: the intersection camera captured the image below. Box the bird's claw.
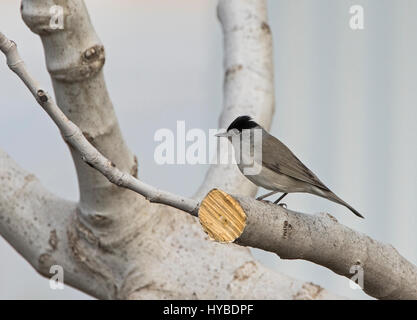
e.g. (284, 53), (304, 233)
(277, 203), (287, 208)
(258, 199), (272, 203)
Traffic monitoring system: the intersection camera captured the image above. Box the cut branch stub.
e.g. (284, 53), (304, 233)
(198, 188), (417, 300)
(198, 189), (246, 243)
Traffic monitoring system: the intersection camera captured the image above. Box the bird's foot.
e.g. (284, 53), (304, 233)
(273, 202), (287, 208)
(256, 191), (278, 201)
(273, 192), (288, 205)
(260, 200), (273, 203)
(256, 197), (272, 203)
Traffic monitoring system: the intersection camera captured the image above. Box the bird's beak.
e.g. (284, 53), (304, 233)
(215, 132), (230, 138)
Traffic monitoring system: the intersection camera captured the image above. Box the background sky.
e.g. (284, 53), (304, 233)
(0, 0), (416, 299)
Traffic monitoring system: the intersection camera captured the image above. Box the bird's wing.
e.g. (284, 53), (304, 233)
(261, 134), (330, 191)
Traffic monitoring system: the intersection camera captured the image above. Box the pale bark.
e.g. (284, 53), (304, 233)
(20, 0), (141, 232)
(0, 149), (111, 298)
(0, 0), (343, 299)
(195, 0), (275, 199)
(0, 30), (199, 215)
(236, 199), (417, 300)
(199, 189), (417, 300)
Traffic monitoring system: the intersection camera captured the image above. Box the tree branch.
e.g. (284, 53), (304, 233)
(194, 0), (275, 199)
(0, 32), (200, 216)
(0, 0), (347, 300)
(0, 148), (115, 298)
(8, 0), (411, 301)
(21, 0), (140, 219)
(1, 29), (347, 299)
(199, 189), (417, 300)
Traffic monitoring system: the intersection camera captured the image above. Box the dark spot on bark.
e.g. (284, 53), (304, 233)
(85, 161), (94, 169)
(37, 90), (48, 103)
(90, 214), (112, 227)
(49, 229), (58, 251)
(293, 282), (324, 300)
(24, 174), (35, 183)
(225, 64), (243, 77)
(283, 220), (292, 239)
(83, 45), (104, 61)
(323, 212), (338, 223)
(261, 22), (271, 34)
(50, 44), (105, 82)
(110, 161), (116, 167)
(232, 261), (257, 282)
(131, 155), (138, 178)
(38, 253), (52, 273)
(84, 47), (96, 60)
(82, 131), (94, 144)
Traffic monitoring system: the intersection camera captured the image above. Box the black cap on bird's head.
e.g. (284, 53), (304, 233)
(215, 115), (259, 138)
(227, 116), (259, 132)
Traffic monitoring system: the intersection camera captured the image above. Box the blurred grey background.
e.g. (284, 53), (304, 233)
(0, 0), (416, 299)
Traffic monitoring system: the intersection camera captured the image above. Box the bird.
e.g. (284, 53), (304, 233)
(215, 115), (364, 218)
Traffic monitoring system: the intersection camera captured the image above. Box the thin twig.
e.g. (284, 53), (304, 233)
(0, 32), (200, 217)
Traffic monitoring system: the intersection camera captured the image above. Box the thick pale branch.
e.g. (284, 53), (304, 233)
(0, 0), (346, 300)
(195, 0), (275, 199)
(199, 189), (417, 300)
(0, 32), (199, 216)
(0, 148), (113, 298)
(21, 0), (139, 216)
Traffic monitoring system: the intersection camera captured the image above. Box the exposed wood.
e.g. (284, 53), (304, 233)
(199, 189), (417, 300)
(199, 189), (246, 242)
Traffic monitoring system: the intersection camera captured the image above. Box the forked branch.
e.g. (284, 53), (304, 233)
(3, 29), (417, 299)
(0, 32), (199, 216)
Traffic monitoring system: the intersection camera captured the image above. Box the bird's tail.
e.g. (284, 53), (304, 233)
(318, 190), (364, 219)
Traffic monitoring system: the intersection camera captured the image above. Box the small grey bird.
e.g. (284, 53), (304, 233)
(215, 115), (363, 218)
